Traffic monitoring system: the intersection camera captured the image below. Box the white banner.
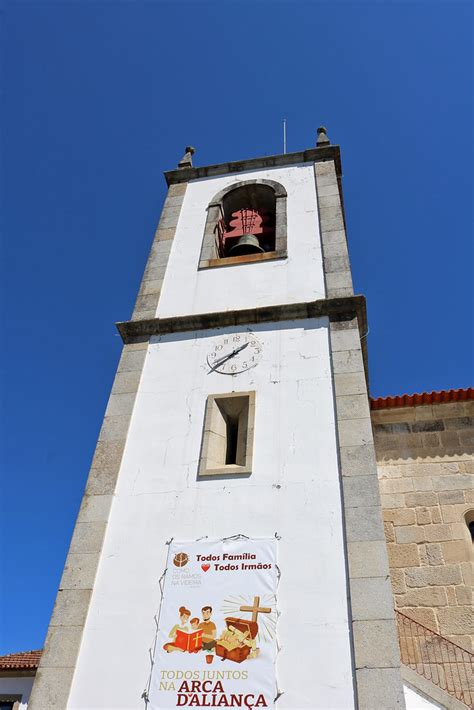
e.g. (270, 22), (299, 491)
(149, 537), (278, 709)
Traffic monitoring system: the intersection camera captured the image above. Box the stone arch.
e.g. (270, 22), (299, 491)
(198, 179), (288, 268)
(463, 509), (474, 562)
(209, 179), (288, 205)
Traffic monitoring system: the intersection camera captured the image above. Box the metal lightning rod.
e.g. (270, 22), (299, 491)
(283, 119), (287, 154)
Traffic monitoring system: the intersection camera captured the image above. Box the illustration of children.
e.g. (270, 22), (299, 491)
(163, 606), (191, 653)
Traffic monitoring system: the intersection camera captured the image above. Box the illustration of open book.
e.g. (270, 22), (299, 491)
(174, 628), (203, 652)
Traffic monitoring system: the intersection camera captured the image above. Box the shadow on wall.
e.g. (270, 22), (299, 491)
(373, 415), (474, 462)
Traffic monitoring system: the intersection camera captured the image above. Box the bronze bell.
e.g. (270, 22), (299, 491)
(228, 234), (264, 256)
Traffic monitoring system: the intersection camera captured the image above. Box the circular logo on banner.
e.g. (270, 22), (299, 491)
(173, 552), (189, 568)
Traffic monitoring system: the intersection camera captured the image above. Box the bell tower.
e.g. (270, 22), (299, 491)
(29, 130), (406, 709)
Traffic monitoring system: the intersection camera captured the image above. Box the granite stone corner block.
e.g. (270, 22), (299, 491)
(332, 349), (365, 374)
(329, 315), (358, 331)
(336, 393), (371, 420)
(98, 415), (131, 442)
(316, 182), (339, 197)
(28, 667), (75, 710)
(356, 668), (406, 710)
(330, 287), (354, 297)
(338, 417), (374, 447)
(90, 440), (126, 471)
(334, 372), (367, 397)
(322, 241), (348, 258)
(167, 182), (187, 197)
(324, 254), (350, 273)
(77, 493), (113, 523)
(105, 392), (137, 417)
(340, 443), (378, 476)
(132, 309), (156, 322)
(330, 326), (361, 352)
(69, 521), (107, 554)
(85, 467), (121, 496)
(321, 229), (347, 246)
(325, 271), (353, 294)
(134, 294), (159, 315)
(138, 279), (163, 296)
(117, 347), (147, 373)
(154, 227), (176, 242)
(123, 338), (149, 350)
(150, 239), (173, 264)
(39, 625), (84, 668)
(319, 216), (346, 232)
(347, 540), (390, 579)
(353, 619), (401, 668)
(343, 474), (382, 508)
(163, 194), (186, 209)
(318, 193), (341, 208)
(314, 159), (337, 177)
(49, 589), (92, 628)
(111, 371), (142, 395)
(319, 204), (344, 223)
(59, 552), (100, 590)
(157, 205), (182, 229)
(351, 577), (396, 621)
(345, 505), (386, 542)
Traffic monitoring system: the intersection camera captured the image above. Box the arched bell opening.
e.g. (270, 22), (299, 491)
(217, 185), (276, 258)
(198, 178), (287, 269)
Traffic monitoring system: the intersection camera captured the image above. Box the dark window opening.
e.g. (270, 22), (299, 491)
(216, 185), (276, 258)
(469, 521), (474, 542)
(225, 415), (239, 464)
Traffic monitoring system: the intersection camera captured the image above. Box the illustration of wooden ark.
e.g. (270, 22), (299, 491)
(216, 596), (271, 664)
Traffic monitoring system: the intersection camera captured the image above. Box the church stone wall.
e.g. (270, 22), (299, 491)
(373, 400), (474, 651)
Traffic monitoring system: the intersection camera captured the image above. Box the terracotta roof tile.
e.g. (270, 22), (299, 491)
(0, 649), (42, 670)
(371, 387), (473, 410)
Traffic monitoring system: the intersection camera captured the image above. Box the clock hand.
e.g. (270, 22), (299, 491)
(233, 342), (250, 355)
(209, 342), (250, 370)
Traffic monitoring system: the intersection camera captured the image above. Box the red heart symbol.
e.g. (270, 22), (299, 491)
(201, 564), (210, 572)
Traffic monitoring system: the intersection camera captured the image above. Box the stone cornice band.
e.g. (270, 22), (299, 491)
(117, 294), (367, 342)
(164, 145), (342, 185)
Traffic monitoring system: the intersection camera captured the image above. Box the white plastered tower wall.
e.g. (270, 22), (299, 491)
(28, 136), (406, 709)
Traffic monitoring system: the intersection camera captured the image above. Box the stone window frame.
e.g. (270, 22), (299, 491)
(198, 179), (288, 270)
(0, 696), (22, 710)
(198, 391), (256, 477)
(463, 509), (474, 562)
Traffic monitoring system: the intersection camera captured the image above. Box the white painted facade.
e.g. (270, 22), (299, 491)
(403, 684), (445, 710)
(66, 165), (357, 708)
(157, 163), (325, 318)
(0, 675), (34, 708)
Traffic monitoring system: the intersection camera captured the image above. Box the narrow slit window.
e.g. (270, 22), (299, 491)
(225, 415), (239, 465)
(198, 392), (255, 477)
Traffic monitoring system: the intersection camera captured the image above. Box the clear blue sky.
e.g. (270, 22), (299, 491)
(1, 1), (472, 654)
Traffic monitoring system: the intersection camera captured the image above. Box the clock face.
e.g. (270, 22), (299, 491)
(206, 332), (263, 375)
